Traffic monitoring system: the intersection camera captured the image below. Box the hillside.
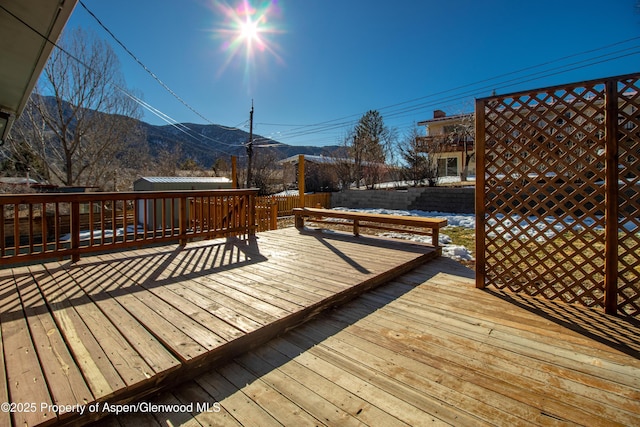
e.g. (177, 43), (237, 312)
(35, 96), (339, 167)
(140, 120), (338, 167)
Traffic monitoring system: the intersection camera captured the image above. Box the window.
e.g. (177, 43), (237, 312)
(438, 157), (458, 176)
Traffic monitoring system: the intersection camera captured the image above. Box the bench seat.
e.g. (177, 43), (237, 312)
(293, 207), (447, 249)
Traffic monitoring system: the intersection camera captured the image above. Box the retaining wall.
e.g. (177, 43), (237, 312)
(330, 186), (475, 213)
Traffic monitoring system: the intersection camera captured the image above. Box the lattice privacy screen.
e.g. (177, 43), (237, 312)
(476, 73), (640, 316)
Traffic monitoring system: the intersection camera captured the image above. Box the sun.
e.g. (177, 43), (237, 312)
(240, 17), (260, 42)
(210, 0), (284, 81)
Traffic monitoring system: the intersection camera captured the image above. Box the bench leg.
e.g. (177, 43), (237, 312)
(432, 228), (439, 248)
(353, 219), (359, 236)
(295, 215), (304, 229)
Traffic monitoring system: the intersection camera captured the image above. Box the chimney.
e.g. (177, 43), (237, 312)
(433, 110), (446, 119)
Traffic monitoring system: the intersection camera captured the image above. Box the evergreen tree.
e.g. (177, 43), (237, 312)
(399, 126), (430, 186)
(351, 110), (392, 189)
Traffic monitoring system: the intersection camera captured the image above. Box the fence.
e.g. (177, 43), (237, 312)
(0, 189), (257, 265)
(253, 193), (332, 232)
(475, 73), (640, 316)
(258, 193), (332, 217)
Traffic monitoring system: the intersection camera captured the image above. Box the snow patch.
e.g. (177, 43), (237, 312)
(332, 207), (475, 229)
(332, 207), (476, 262)
(61, 225), (147, 242)
(442, 245), (474, 262)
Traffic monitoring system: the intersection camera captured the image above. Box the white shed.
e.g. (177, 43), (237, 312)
(133, 176), (233, 229)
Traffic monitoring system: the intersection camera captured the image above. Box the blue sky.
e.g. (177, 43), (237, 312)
(66, 0), (640, 146)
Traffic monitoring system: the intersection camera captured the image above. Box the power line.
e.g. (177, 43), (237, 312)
(271, 53), (640, 145)
(0, 2), (250, 156)
(13, 0), (638, 150)
(78, 0), (251, 147)
(257, 36), (640, 145)
(380, 44), (640, 121)
(78, 0), (229, 128)
(76, 2), (640, 148)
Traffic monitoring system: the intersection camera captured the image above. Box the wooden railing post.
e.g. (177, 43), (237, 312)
(298, 155), (305, 208)
(179, 196), (188, 246)
(13, 204), (19, 256)
(248, 193), (256, 236)
(270, 195), (277, 230)
(71, 200), (80, 262)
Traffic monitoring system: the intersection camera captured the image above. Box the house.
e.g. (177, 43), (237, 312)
(417, 110), (476, 178)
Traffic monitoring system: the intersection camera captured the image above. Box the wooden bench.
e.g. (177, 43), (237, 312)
(293, 207), (447, 249)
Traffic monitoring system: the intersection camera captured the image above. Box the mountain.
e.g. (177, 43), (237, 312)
(140, 120), (339, 167)
(36, 96), (339, 167)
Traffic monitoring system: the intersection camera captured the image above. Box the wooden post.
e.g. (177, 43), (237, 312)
(179, 196), (187, 246)
(270, 195), (277, 230)
(604, 79), (619, 315)
(298, 154), (305, 208)
(231, 156), (238, 189)
(0, 205), (5, 258)
(13, 204), (19, 257)
(475, 98), (486, 289)
(294, 211), (304, 229)
(41, 203), (47, 253)
(248, 193), (256, 236)
(71, 201), (80, 262)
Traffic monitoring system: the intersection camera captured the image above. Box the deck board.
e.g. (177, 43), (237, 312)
(95, 256), (640, 427)
(0, 227), (435, 426)
(13, 268), (93, 423)
(0, 272), (54, 427)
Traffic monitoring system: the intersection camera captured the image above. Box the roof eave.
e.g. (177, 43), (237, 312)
(0, 0), (78, 142)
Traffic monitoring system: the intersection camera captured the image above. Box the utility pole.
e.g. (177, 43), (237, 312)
(246, 100), (254, 188)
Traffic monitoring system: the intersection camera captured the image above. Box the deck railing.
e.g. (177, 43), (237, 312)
(0, 189), (257, 265)
(257, 193), (332, 217)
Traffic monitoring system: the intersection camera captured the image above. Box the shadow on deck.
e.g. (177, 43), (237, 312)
(0, 227), (438, 427)
(94, 257), (640, 427)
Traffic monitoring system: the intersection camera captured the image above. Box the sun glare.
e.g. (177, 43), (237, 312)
(240, 17), (259, 42)
(211, 0), (283, 83)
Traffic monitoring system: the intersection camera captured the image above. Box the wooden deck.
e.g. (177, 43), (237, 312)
(0, 227), (438, 427)
(94, 257), (640, 427)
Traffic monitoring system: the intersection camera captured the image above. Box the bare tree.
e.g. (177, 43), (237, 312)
(9, 28), (143, 188)
(155, 145), (181, 176)
(180, 158), (202, 172)
(330, 143), (355, 191)
(417, 134), (446, 187)
(251, 149), (280, 195)
(211, 157), (230, 177)
(448, 113), (475, 181)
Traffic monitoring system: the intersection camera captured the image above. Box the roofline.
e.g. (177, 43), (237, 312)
(417, 112), (473, 126)
(1, 0), (78, 142)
